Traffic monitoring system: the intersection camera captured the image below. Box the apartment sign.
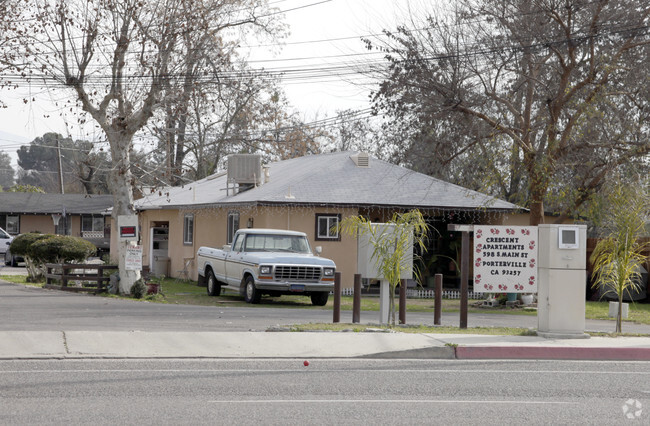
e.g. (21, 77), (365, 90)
(473, 226), (538, 293)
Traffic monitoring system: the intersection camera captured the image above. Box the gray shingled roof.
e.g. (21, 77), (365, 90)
(0, 193), (113, 215)
(136, 151), (521, 212)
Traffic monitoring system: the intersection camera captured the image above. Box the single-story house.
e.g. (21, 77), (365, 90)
(0, 193), (113, 253)
(129, 151), (529, 287)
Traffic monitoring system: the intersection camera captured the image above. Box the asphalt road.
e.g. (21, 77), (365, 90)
(0, 358), (648, 424)
(2, 278), (649, 334)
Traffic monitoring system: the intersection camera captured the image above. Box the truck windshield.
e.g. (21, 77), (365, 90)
(244, 234), (311, 253)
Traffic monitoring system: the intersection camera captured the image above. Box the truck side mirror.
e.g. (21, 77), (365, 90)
(315, 246), (322, 256)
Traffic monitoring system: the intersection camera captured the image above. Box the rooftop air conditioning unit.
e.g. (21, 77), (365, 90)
(227, 154), (263, 187)
(351, 152), (369, 167)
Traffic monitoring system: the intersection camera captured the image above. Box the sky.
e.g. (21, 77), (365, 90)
(0, 0), (427, 164)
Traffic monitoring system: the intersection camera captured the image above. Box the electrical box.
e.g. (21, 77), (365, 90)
(118, 215), (139, 241)
(538, 224), (587, 270)
(537, 224), (589, 339)
(357, 223), (413, 280)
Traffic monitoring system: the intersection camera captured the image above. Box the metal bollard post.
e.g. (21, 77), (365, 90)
(434, 273), (442, 325)
(352, 274), (361, 323)
(333, 272), (341, 323)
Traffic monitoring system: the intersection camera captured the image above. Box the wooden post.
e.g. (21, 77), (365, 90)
(333, 272), (341, 323)
(399, 279), (406, 324)
(352, 274), (361, 323)
(434, 273), (442, 325)
(448, 224), (473, 329)
(460, 231), (469, 329)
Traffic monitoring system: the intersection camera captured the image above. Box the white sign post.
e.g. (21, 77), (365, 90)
(473, 226), (538, 294)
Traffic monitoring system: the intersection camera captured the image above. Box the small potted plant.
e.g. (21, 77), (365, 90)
(145, 274), (163, 295)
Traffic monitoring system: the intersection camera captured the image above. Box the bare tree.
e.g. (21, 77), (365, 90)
(14, 0), (282, 292)
(368, 0), (650, 225)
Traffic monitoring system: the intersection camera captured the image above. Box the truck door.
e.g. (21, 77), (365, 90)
(225, 234), (245, 286)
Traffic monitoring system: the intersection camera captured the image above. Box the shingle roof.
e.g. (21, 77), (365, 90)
(136, 151), (521, 212)
(0, 193), (113, 215)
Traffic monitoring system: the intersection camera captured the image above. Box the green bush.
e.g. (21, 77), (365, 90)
(131, 279), (146, 299)
(30, 235), (97, 264)
(8, 232), (47, 257)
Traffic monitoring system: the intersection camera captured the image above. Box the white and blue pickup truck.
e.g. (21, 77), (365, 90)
(197, 228), (336, 305)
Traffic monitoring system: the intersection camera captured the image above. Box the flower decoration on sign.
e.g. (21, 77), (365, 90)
(476, 243), (482, 253)
(475, 274), (481, 284)
(529, 241), (536, 250)
(514, 284), (524, 291)
(475, 258), (482, 267)
(484, 284), (494, 291)
(498, 284), (508, 291)
(490, 228), (500, 235)
(505, 228), (515, 235)
(521, 229), (530, 236)
(529, 258), (536, 268)
(529, 276), (535, 286)
(476, 229), (483, 239)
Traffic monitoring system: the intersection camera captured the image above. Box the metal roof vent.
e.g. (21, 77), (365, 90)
(227, 154), (263, 194)
(351, 152), (370, 168)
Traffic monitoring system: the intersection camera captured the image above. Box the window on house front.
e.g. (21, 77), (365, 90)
(315, 214), (341, 241)
(55, 215), (72, 235)
(0, 215), (19, 235)
(81, 215), (105, 233)
(227, 211), (240, 244)
(183, 214), (194, 245)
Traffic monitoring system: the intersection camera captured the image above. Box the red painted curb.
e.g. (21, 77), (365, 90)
(455, 346), (650, 361)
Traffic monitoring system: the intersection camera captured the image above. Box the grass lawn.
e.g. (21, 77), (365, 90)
(3, 275), (650, 326)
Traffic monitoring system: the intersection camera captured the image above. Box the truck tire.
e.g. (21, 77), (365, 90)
(206, 270), (221, 296)
(310, 291), (329, 306)
(244, 276), (261, 304)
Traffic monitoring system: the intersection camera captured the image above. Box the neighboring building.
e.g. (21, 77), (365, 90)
(129, 152), (528, 287)
(0, 193), (113, 253)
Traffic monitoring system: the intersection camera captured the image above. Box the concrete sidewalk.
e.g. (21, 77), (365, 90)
(1, 330), (649, 361)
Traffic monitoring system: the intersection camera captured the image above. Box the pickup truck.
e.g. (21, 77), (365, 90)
(197, 228), (336, 305)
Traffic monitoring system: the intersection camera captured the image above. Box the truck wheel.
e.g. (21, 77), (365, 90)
(206, 270), (221, 296)
(244, 276), (261, 304)
(311, 291), (329, 306)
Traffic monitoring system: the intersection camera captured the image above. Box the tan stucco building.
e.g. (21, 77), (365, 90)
(129, 152), (528, 288)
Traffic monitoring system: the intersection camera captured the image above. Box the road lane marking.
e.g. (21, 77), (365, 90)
(0, 369), (649, 374)
(207, 399), (578, 404)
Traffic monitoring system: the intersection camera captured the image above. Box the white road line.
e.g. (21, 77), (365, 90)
(0, 369), (647, 374)
(207, 399), (578, 405)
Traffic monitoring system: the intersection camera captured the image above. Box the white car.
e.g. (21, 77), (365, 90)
(0, 227), (13, 256)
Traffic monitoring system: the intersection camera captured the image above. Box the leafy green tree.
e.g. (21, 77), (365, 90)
(590, 183), (650, 333)
(340, 210), (429, 325)
(17, 133), (110, 194)
(0, 152), (14, 189)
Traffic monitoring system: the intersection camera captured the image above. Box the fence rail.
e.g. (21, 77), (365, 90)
(44, 263), (118, 294)
(340, 287), (485, 300)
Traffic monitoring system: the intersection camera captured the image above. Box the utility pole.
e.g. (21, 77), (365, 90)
(56, 138), (64, 194)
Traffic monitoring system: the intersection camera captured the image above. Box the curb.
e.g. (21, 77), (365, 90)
(455, 346), (650, 361)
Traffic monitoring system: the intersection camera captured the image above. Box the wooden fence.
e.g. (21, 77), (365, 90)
(44, 263), (118, 294)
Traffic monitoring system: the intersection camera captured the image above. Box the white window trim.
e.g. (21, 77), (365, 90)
(183, 214), (194, 245)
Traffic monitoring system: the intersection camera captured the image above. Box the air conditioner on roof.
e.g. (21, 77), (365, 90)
(227, 154), (263, 186)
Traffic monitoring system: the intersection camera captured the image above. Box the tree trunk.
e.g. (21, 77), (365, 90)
(107, 130), (141, 295)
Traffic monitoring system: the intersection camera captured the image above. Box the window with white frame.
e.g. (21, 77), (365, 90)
(227, 211), (240, 244)
(315, 214), (341, 241)
(183, 214), (194, 245)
